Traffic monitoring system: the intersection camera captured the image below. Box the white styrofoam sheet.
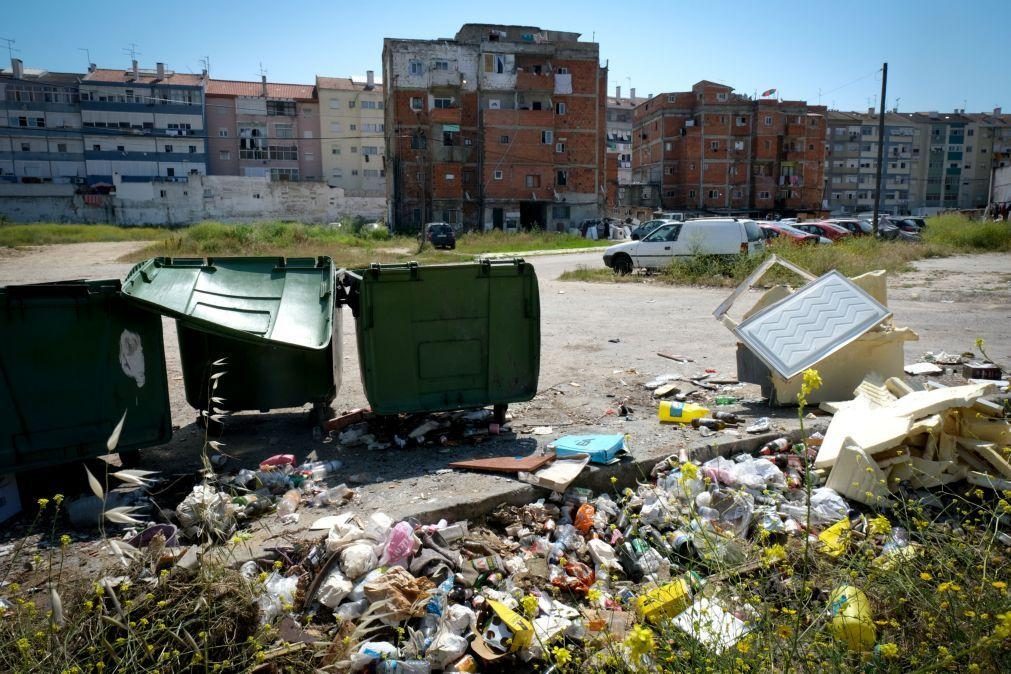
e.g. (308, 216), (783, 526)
(733, 270), (891, 380)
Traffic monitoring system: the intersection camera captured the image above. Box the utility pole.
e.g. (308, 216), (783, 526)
(872, 62), (887, 236)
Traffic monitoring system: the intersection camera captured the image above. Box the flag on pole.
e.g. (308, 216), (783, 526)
(761, 88), (777, 97)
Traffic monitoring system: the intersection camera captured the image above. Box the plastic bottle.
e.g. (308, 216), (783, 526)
(574, 503), (596, 534)
(300, 459), (343, 480)
(827, 585), (876, 651)
(376, 660), (432, 673)
(657, 401), (710, 424)
(276, 489), (301, 517)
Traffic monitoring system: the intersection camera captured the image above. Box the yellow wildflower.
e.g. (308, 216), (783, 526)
(37, 498), (49, 509)
(520, 594), (539, 618)
(552, 646), (572, 666)
(587, 588), (601, 603)
(920, 572), (933, 581)
(992, 581), (1007, 590)
(60, 534), (72, 548)
(868, 515), (891, 536)
(625, 624), (655, 660)
(878, 642), (899, 659)
(680, 462), (699, 482)
(995, 611), (1011, 639)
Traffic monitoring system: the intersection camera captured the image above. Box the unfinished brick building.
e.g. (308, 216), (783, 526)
(382, 24), (607, 232)
(632, 81), (827, 215)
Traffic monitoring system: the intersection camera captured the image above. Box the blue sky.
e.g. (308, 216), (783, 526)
(5, 0), (1008, 112)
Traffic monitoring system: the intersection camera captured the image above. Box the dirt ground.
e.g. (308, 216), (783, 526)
(1, 244), (1009, 540)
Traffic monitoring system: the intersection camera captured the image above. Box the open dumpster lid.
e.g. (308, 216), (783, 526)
(122, 257), (335, 350)
(732, 270), (891, 380)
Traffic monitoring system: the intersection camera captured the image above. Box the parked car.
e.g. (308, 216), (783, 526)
(758, 222), (821, 245)
(629, 219), (671, 241)
(825, 218), (871, 236)
(792, 221), (852, 241)
(425, 222), (456, 249)
(886, 216), (926, 232)
(878, 218), (922, 242)
(603, 218), (765, 274)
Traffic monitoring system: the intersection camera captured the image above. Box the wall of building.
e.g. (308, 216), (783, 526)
(994, 165), (1011, 205)
(317, 81), (386, 196)
(0, 175), (384, 225)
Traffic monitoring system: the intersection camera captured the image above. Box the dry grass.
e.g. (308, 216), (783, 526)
(0, 223), (170, 248)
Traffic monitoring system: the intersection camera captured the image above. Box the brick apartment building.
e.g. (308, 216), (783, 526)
(205, 77), (321, 182)
(632, 81), (827, 215)
(382, 23), (607, 232)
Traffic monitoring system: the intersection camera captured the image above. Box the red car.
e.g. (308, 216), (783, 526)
(759, 223), (820, 245)
(792, 221), (852, 241)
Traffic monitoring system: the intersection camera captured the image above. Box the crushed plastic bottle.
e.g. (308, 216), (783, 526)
(276, 489), (301, 518)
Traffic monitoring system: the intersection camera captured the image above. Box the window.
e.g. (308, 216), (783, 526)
(967, 128), (974, 137)
(734, 140), (744, 151)
(444, 173), (455, 180)
(442, 130), (456, 146)
(269, 168), (299, 181)
(667, 95), (676, 103)
(433, 60), (449, 70)
(350, 146), (357, 153)
(664, 141), (672, 151)
(434, 97), (453, 109)
(351, 169), (358, 175)
(500, 134), (510, 144)
(556, 170), (567, 186)
(708, 189), (719, 198)
(716, 92), (728, 101)
(165, 144), (173, 153)
(189, 145), (197, 153)
(166, 168), (175, 177)
(552, 205), (571, 219)
(525, 174), (540, 188)
(218, 128), (228, 137)
(268, 145), (298, 160)
(764, 115), (772, 126)
(710, 140), (719, 151)
(555, 101), (566, 115)
(411, 133), (426, 149)
(329, 98), (339, 109)
(331, 146), (341, 155)
(463, 170), (474, 184)
(483, 54), (507, 74)
(555, 142), (565, 153)
(266, 100), (296, 116)
(493, 170), (503, 180)
(159, 190), (167, 198)
(20, 142), (30, 151)
(361, 100), (378, 109)
(541, 130), (553, 144)
(966, 145), (973, 152)
(664, 167), (674, 175)
(688, 189), (696, 199)
(350, 124), (356, 131)
(361, 146), (379, 155)
(733, 189), (743, 198)
(410, 97), (423, 111)
(409, 60), (423, 75)
(117, 145), (125, 152)
(92, 144), (100, 151)
(736, 116), (747, 126)
(56, 143), (67, 152)
(275, 123), (294, 138)
(219, 150), (230, 160)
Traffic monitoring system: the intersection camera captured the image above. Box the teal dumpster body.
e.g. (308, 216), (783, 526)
(122, 257), (339, 415)
(346, 259), (540, 416)
(0, 280), (172, 473)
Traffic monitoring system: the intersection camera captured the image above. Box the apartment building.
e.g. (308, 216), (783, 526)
(824, 108), (1011, 213)
(78, 61), (206, 184)
(0, 58), (86, 183)
(383, 23), (607, 232)
(606, 85), (645, 210)
(316, 73), (385, 196)
(632, 81), (827, 214)
(206, 77), (321, 182)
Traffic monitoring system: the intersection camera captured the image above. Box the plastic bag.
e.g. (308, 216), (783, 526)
(779, 487), (848, 527)
(445, 603), (477, 636)
(702, 457), (738, 486)
(348, 569), (383, 602)
(428, 624), (469, 668)
(335, 598), (368, 621)
(258, 572), (298, 624)
(316, 567), (353, 608)
(587, 538), (622, 572)
(175, 485), (236, 540)
(731, 456), (785, 490)
(341, 542), (378, 579)
(363, 567), (436, 624)
(701, 489), (754, 538)
(380, 521), (418, 567)
(349, 641), (400, 671)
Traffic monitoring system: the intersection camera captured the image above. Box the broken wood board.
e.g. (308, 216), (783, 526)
(518, 454), (590, 492)
(450, 453), (555, 474)
(826, 444), (893, 506)
(957, 438), (1011, 479)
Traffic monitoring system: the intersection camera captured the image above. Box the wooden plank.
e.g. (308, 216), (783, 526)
(449, 453), (555, 474)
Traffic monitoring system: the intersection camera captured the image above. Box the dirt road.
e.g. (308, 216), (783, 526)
(1, 243), (1008, 524)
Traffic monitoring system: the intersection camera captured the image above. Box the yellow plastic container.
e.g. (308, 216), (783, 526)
(634, 571), (703, 623)
(827, 585), (876, 651)
(658, 402), (710, 424)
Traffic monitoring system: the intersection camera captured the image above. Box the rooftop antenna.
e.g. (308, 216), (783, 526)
(0, 37), (19, 61)
(258, 61), (268, 79)
(122, 42), (141, 61)
(78, 47), (91, 68)
(200, 55), (210, 75)
(818, 87), (822, 104)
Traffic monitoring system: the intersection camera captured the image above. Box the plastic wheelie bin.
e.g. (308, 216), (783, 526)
(122, 257), (340, 421)
(0, 280), (172, 473)
(343, 258), (540, 422)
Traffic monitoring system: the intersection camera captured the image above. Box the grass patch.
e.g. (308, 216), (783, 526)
(0, 223), (170, 248)
(562, 214), (1004, 287)
(559, 265), (644, 283)
(454, 229), (610, 255)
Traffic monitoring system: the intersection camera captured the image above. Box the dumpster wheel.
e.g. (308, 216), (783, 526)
(493, 404), (508, 426)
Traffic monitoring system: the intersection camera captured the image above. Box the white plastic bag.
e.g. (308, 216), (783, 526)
(340, 542), (378, 579)
(258, 572), (297, 624)
(316, 568), (353, 608)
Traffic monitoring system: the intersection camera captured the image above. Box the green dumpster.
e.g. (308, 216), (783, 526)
(122, 257), (340, 418)
(345, 258), (540, 420)
(0, 280), (172, 473)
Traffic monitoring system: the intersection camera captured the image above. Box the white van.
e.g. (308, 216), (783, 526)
(603, 217), (765, 274)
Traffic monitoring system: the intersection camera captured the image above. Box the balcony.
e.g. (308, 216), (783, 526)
(431, 107), (462, 124)
(434, 145), (473, 163)
(516, 71), (554, 91)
